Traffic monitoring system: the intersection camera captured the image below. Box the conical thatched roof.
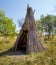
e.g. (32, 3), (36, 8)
(13, 5), (46, 54)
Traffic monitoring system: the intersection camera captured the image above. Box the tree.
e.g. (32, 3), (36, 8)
(17, 18), (24, 28)
(53, 16), (56, 34)
(40, 15), (56, 39)
(35, 20), (43, 36)
(0, 9), (16, 37)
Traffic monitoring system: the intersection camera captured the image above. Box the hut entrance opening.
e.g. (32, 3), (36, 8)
(17, 30), (28, 53)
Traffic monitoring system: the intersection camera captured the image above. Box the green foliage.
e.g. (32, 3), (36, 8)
(0, 9), (16, 37)
(36, 14), (56, 39)
(36, 20), (43, 34)
(41, 15), (56, 39)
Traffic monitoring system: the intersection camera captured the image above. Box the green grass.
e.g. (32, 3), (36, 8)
(0, 36), (56, 65)
(0, 37), (16, 52)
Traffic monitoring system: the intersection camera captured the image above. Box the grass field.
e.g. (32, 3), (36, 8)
(0, 36), (56, 65)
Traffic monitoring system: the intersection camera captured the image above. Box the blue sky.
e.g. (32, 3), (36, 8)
(0, 0), (56, 30)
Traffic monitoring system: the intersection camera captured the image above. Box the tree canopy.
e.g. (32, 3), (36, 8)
(0, 9), (16, 37)
(36, 14), (56, 39)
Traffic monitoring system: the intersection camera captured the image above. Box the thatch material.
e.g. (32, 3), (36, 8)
(13, 5), (46, 53)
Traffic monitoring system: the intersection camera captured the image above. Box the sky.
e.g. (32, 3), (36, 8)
(0, 0), (56, 30)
